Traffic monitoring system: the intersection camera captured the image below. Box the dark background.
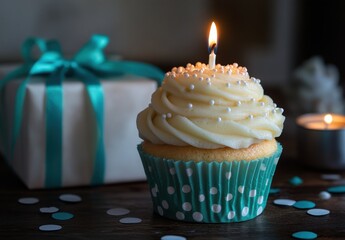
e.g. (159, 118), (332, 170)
(0, 0), (345, 89)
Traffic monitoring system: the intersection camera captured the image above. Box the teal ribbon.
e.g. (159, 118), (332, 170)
(0, 35), (164, 188)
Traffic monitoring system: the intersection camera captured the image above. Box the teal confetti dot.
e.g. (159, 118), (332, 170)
(293, 200), (316, 209)
(292, 231), (317, 239)
(269, 188), (280, 194)
(327, 185), (345, 193)
(52, 212), (74, 220)
(289, 176), (303, 186)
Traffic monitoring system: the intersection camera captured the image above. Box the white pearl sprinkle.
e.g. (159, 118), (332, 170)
(211, 74), (216, 78)
(193, 73), (198, 78)
(189, 84), (195, 90)
(243, 81), (248, 86)
(207, 82), (212, 86)
(250, 98), (255, 102)
(271, 109), (276, 114)
(165, 72), (170, 77)
(237, 101), (242, 106)
(188, 103), (193, 109)
(162, 114), (167, 119)
(273, 103), (277, 108)
(184, 73), (190, 78)
(199, 77), (204, 81)
(226, 83), (231, 88)
(277, 108), (284, 113)
(210, 100), (215, 105)
(256, 79), (261, 83)
(206, 77), (211, 82)
(260, 102), (265, 106)
(217, 117), (222, 122)
(236, 80), (241, 85)
(249, 115), (254, 119)
(226, 107), (232, 112)
(227, 70), (232, 75)
(167, 113), (172, 118)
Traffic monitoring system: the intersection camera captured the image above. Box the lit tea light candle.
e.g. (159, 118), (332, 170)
(296, 113), (345, 170)
(208, 22), (217, 69)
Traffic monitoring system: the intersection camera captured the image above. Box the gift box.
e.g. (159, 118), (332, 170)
(0, 35), (163, 189)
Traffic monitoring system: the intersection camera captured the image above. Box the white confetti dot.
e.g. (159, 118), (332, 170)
(238, 186), (245, 193)
(210, 187), (218, 195)
(176, 211), (185, 220)
(119, 217), (142, 224)
(225, 171), (232, 180)
(182, 185), (191, 193)
(257, 206), (263, 215)
(18, 197), (39, 205)
(59, 194), (82, 203)
(211, 204), (222, 213)
(227, 211), (236, 220)
(157, 206), (164, 216)
(162, 200), (169, 209)
(167, 186), (175, 195)
(225, 193), (233, 201)
(40, 207), (59, 214)
(307, 208), (330, 216)
(199, 194), (205, 202)
(192, 212), (203, 222)
(182, 202), (192, 211)
(321, 174), (342, 181)
(186, 168), (193, 177)
(169, 168), (176, 175)
(161, 235), (187, 240)
(273, 199), (296, 206)
(106, 208), (130, 216)
(39, 224), (62, 232)
(319, 191), (331, 200)
(257, 196), (264, 205)
(241, 207), (249, 216)
(260, 164), (267, 171)
(249, 189), (257, 197)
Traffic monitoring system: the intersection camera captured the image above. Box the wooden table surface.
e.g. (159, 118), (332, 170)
(1, 145), (345, 240)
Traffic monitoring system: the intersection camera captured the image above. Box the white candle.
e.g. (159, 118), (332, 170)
(208, 22), (217, 69)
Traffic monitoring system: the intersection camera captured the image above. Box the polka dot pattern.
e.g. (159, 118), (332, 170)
(138, 142), (282, 223)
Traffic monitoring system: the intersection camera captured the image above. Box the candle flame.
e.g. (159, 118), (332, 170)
(324, 114), (333, 125)
(208, 22), (217, 52)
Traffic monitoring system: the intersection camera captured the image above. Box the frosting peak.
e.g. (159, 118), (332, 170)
(137, 62), (285, 149)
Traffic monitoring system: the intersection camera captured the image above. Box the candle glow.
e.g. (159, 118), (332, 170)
(324, 114), (333, 125)
(208, 22), (217, 69)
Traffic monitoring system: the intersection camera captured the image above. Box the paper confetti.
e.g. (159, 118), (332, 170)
(293, 201), (316, 209)
(307, 208), (330, 217)
(327, 185), (345, 193)
(106, 208), (130, 216)
(161, 235), (187, 240)
(119, 217), (142, 224)
(269, 188), (280, 194)
(292, 231), (317, 239)
(18, 197), (39, 205)
(289, 176), (303, 186)
(321, 174), (342, 181)
(52, 212), (74, 220)
(318, 191), (331, 200)
(273, 199), (296, 206)
(59, 194), (82, 203)
(40, 207), (59, 214)
(39, 224), (62, 232)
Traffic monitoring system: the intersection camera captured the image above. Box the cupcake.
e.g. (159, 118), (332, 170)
(136, 62), (285, 223)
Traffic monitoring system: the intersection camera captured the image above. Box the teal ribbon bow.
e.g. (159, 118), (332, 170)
(0, 35), (164, 188)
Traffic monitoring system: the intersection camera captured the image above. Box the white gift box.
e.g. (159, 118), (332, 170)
(1, 73), (156, 189)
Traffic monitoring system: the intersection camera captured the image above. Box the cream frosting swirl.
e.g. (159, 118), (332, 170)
(137, 62), (285, 149)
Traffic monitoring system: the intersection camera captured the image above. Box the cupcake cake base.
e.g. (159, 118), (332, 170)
(138, 143), (282, 223)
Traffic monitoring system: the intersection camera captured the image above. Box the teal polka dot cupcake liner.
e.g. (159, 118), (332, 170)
(137, 143), (282, 223)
